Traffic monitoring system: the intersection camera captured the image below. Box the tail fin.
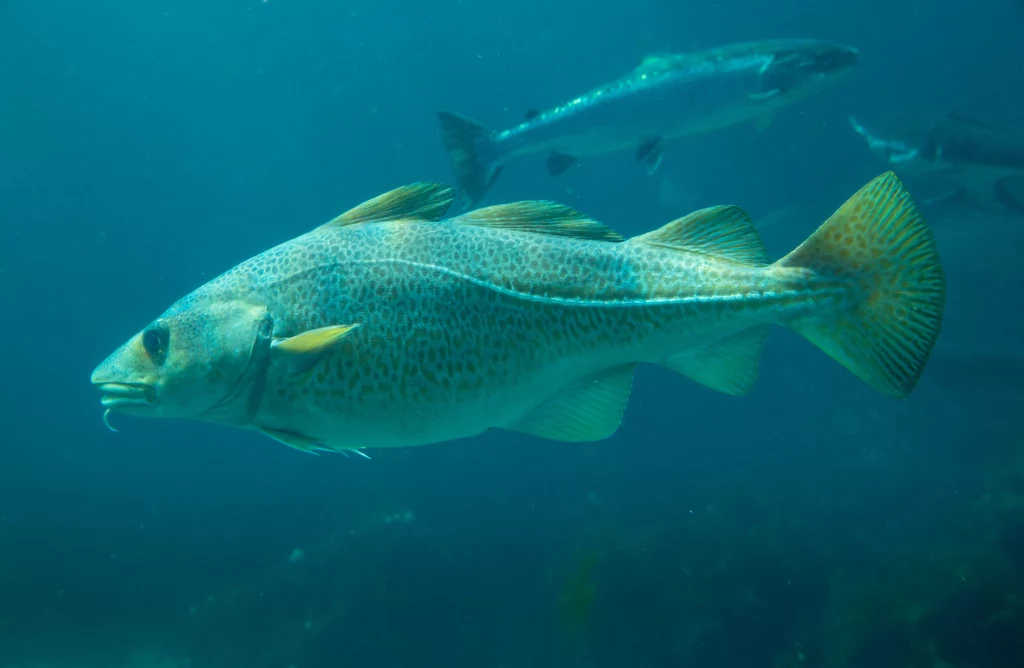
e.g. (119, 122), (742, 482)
(776, 172), (945, 398)
(436, 111), (503, 209)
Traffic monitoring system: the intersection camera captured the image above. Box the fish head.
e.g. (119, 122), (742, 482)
(91, 296), (275, 424)
(756, 40), (859, 99)
(848, 115), (943, 174)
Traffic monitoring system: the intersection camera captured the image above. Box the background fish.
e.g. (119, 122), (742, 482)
(91, 173), (943, 456)
(438, 39), (859, 207)
(849, 112), (1024, 212)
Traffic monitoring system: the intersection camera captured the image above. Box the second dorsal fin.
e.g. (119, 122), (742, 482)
(632, 205), (769, 265)
(638, 52), (678, 70)
(453, 201), (624, 242)
(321, 183), (455, 229)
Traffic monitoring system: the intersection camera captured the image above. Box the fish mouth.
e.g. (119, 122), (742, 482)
(814, 46), (859, 76)
(758, 43), (858, 96)
(94, 382), (157, 409)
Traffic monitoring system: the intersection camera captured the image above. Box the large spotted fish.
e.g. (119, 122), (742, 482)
(91, 173), (944, 457)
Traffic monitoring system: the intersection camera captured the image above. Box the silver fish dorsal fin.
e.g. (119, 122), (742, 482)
(640, 52), (675, 66)
(631, 205), (769, 265)
(322, 183), (455, 228)
(452, 201), (624, 242)
(637, 52), (679, 71)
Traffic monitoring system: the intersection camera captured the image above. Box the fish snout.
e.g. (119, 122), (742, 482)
(813, 43), (859, 76)
(757, 40), (859, 96)
(90, 358), (158, 410)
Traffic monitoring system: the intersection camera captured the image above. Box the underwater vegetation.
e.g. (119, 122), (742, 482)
(165, 436), (1024, 668)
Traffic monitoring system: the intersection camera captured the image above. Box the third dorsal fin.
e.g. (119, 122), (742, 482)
(631, 205), (769, 265)
(452, 201), (624, 242)
(321, 183), (455, 229)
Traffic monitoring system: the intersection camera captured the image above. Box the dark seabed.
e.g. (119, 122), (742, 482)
(1, 1), (1022, 667)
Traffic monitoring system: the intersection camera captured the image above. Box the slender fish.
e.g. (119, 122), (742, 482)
(850, 113), (1024, 211)
(438, 39), (859, 207)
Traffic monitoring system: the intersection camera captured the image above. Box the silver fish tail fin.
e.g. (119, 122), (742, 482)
(776, 172), (945, 398)
(436, 111), (503, 209)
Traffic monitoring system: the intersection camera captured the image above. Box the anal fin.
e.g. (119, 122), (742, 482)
(755, 111), (778, 133)
(922, 184), (967, 207)
(506, 364), (636, 442)
(961, 174), (1001, 211)
(662, 326), (770, 396)
(636, 137), (664, 175)
(545, 152), (578, 177)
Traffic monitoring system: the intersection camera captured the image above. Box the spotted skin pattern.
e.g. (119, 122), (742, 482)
(167, 206), (826, 450)
(93, 173), (944, 453)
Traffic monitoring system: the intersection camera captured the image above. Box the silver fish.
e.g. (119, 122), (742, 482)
(91, 173), (943, 456)
(849, 112), (1024, 212)
(438, 39), (859, 207)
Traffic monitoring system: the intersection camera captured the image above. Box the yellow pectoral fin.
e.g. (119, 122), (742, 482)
(271, 324), (360, 375)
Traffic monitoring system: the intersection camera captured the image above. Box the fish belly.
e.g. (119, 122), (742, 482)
(261, 290), (786, 450)
(263, 284), (651, 448)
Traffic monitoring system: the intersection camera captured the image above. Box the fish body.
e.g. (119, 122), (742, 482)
(438, 39), (859, 207)
(92, 173), (944, 456)
(849, 113), (1024, 212)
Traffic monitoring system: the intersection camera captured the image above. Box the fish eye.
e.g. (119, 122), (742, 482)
(142, 325), (169, 364)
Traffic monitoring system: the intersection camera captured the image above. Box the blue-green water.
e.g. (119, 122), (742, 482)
(1, 1), (1022, 667)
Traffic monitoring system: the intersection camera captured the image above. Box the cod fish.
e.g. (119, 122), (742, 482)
(438, 39), (859, 207)
(91, 173), (944, 456)
(849, 113), (1024, 212)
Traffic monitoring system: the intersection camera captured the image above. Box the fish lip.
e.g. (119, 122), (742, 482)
(94, 382), (157, 409)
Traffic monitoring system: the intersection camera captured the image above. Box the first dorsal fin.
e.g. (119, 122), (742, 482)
(631, 205), (770, 265)
(638, 52), (677, 70)
(322, 183), (455, 228)
(453, 201), (624, 242)
(945, 112), (990, 129)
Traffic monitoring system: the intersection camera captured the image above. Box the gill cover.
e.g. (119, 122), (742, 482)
(199, 307), (275, 424)
(91, 300), (279, 423)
